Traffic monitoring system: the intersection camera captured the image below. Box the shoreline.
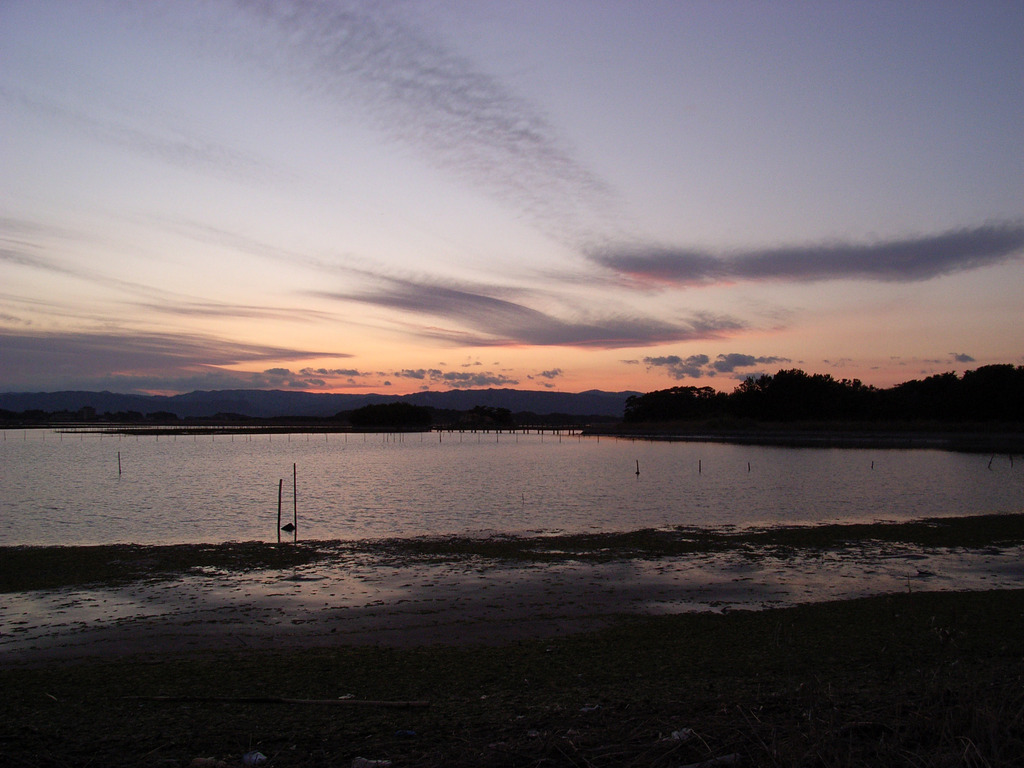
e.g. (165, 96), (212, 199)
(4, 514), (1023, 665)
(585, 424), (1024, 452)
(4, 521), (1024, 766)
(7, 422), (1024, 453)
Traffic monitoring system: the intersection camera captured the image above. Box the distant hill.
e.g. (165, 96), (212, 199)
(0, 388), (638, 419)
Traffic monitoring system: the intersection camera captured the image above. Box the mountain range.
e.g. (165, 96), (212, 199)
(0, 388), (638, 419)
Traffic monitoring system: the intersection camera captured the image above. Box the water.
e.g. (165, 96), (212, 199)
(1, 429), (1021, 546)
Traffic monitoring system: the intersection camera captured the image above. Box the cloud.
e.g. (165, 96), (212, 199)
(388, 367), (517, 389)
(255, 367), (370, 389)
(644, 354), (710, 379)
(137, 299), (337, 323)
(2, 215), (339, 326)
(1, 244), (85, 281)
(0, 329), (340, 393)
(199, 0), (620, 246)
(644, 352), (792, 380)
(0, 87), (287, 187)
(1, 232), (203, 322)
(300, 367), (367, 377)
(391, 369), (442, 380)
(440, 371), (518, 388)
(528, 368), (562, 386)
(823, 357), (854, 369)
(591, 223), (1024, 286)
(951, 352), (976, 363)
(711, 353), (790, 373)
(318, 275), (743, 348)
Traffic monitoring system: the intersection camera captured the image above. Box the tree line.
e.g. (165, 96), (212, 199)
(0, 401), (616, 429)
(624, 364), (1024, 424)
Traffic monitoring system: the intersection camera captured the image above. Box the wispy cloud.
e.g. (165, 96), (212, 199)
(592, 223), (1024, 286)
(1, 245), (83, 280)
(134, 299), (336, 323)
(216, 0), (619, 246)
(318, 275), (743, 348)
(2, 215), (332, 325)
(0, 87), (287, 187)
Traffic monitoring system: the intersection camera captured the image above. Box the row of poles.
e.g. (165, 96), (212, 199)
(6, 429), (583, 443)
(110, 446), (1018, 547)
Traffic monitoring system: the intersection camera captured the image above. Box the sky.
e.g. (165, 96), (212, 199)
(2, 1), (1022, 397)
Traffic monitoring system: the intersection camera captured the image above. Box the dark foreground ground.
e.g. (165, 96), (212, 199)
(2, 515), (1023, 767)
(1, 589), (1022, 768)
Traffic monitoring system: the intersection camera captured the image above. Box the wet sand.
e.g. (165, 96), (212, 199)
(3, 540), (1023, 664)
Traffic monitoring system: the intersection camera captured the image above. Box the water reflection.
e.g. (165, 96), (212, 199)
(0, 430), (1020, 545)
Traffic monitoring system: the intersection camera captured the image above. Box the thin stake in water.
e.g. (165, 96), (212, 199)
(277, 478), (283, 544)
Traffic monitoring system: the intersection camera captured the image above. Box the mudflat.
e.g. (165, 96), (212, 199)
(1, 514), (1023, 766)
(3, 514), (1024, 662)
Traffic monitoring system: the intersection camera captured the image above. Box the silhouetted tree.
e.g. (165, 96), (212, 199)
(626, 364), (1022, 424)
(146, 411), (179, 423)
(462, 405), (515, 427)
(349, 402), (432, 429)
(959, 364), (1024, 421)
(624, 386), (723, 422)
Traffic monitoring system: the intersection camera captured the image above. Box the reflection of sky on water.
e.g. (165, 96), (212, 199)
(2, 431), (1022, 545)
(3, 542), (1023, 661)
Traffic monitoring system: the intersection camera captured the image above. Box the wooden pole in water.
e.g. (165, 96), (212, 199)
(118, 451), (121, 476)
(277, 478), (283, 544)
(293, 462), (298, 543)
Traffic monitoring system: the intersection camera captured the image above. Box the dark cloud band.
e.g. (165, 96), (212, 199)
(318, 275), (744, 349)
(592, 223), (1024, 286)
(0, 329), (339, 391)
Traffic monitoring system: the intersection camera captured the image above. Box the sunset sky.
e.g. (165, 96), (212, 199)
(3, 1), (1022, 396)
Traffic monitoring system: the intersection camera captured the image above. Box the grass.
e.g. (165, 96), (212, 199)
(1, 589), (1022, 767)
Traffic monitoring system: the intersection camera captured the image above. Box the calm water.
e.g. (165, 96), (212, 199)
(1, 429), (1021, 546)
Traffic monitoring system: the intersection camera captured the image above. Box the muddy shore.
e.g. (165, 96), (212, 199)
(4, 514), (1023, 665)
